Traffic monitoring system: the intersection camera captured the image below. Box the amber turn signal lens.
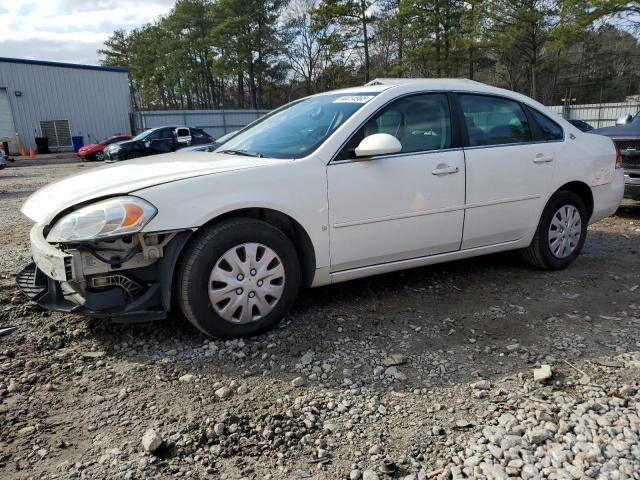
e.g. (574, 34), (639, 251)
(122, 203), (145, 227)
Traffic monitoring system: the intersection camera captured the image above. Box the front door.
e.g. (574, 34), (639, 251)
(458, 94), (556, 249)
(328, 93), (466, 272)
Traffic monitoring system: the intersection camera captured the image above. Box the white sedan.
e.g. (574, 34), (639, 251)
(18, 79), (624, 338)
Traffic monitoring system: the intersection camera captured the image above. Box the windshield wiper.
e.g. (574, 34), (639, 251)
(219, 149), (263, 158)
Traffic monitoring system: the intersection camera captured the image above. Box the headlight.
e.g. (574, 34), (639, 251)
(46, 197), (157, 242)
(108, 144), (122, 153)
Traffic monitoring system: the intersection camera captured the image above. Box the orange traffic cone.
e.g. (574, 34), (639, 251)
(20, 146), (25, 156)
(29, 147), (36, 159)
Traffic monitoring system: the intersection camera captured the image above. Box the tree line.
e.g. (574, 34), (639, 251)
(99, 0), (640, 111)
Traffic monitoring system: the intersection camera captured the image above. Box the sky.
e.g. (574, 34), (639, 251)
(0, 0), (174, 65)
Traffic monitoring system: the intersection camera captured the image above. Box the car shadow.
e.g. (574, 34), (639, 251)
(616, 202), (640, 219)
(83, 226), (640, 393)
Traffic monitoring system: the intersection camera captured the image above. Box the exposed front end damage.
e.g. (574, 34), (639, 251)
(17, 226), (192, 322)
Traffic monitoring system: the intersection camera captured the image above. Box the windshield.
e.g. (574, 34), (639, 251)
(215, 92), (379, 159)
(132, 129), (154, 141)
(632, 114), (640, 125)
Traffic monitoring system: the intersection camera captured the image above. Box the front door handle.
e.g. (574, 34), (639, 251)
(533, 154), (554, 164)
(431, 164), (459, 175)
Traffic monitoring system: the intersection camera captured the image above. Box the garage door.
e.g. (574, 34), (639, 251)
(0, 89), (17, 154)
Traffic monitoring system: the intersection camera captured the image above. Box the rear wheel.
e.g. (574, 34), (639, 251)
(522, 191), (588, 270)
(177, 218), (300, 338)
(94, 151), (105, 161)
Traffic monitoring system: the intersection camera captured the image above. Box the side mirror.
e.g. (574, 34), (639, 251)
(616, 114), (632, 125)
(354, 133), (402, 158)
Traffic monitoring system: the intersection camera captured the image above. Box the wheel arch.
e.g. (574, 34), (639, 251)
(554, 181), (594, 219)
(195, 207), (317, 288)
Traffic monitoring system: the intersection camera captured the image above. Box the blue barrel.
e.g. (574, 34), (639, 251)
(72, 136), (84, 152)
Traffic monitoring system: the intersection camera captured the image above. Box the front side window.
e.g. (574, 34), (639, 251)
(146, 129), (174, 141)
(339, 93), (452, 159)
(459, 94), (531, 146)
(530, 109), (563, 140)
(215, 92), (379, 159)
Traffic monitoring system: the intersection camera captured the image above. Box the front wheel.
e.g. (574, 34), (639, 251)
(522, 191), (588, 270)
(177, 218), (301, 338)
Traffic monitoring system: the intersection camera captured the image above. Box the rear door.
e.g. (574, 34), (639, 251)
(457, 94), (556, 249)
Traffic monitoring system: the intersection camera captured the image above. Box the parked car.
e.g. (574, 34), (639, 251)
(104, 126), (213, 162)
(593, 112), (640, 200)
(180, 130), (239, 152)
(77, 135), (132, 161)
(568, 119), (594, 132)
(17, 79), (624, 339)
(0, 146), (13, 169)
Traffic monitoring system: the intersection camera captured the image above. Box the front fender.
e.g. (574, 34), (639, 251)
(134, 160), (330, 270)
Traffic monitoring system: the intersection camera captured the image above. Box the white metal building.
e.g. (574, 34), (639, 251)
(0, 57), (131, 154)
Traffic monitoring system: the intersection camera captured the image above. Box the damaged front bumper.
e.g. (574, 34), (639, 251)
(16, 224), (191, 323)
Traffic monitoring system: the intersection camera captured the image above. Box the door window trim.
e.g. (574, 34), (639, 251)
(329, 91), (462, 165)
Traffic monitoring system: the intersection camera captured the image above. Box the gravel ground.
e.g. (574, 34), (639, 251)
(1, 159), (639, 479)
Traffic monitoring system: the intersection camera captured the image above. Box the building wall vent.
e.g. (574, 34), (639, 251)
(39, 120), (72, 150)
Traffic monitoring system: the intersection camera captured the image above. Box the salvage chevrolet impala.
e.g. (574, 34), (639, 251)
(17, 79), (624, 338)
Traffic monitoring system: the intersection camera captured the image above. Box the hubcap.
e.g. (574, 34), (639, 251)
(208, 243), (285, 324)
(95, 151), (104, 160)
(548, 205), (582, 259)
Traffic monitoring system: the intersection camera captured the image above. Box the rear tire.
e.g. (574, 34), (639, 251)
(522, 191), (588, 270)
(177, 218), (301, 338)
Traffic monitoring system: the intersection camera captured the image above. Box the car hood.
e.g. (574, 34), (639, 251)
(22, 152), (287, 223)
(78, 143), (102, 153)
(592, 124), (640, 138)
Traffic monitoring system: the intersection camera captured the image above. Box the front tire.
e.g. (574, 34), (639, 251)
(522, 191), (588, 270)
(177, 218), (301, 338)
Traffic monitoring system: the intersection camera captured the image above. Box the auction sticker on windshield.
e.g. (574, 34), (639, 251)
(333, 95), (375, 103)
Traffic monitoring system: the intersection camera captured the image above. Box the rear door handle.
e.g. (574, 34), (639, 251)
(431, 164), (459, 175)
(533, 154), (553, 164)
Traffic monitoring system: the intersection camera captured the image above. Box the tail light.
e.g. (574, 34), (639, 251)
(614, 142), (623, 168)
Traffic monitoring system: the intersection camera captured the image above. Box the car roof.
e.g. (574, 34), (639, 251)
(149, 126), (206, 131)
(327, 78), (493, 95)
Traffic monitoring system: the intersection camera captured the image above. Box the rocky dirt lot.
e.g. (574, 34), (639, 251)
(1, 159), (639, 480)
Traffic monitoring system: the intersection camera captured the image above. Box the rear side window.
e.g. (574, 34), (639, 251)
(529, 109), (563, 141)
(459, 94), (531, 146)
